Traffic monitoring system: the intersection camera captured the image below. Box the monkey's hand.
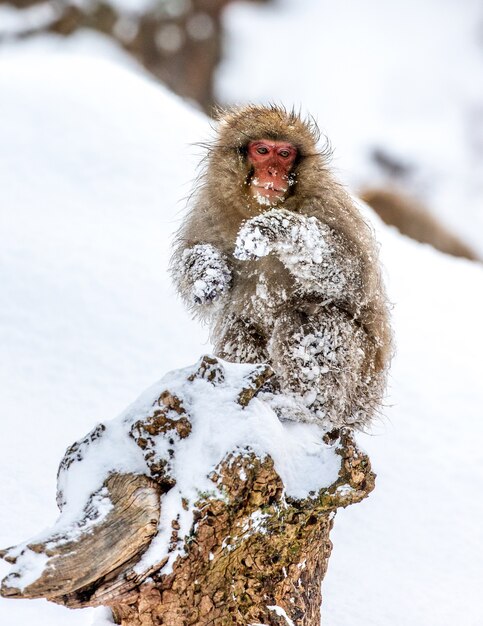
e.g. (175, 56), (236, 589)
(234, 209), (300, 260)
(179, 244), (232, 306)
(234, 209), (357, 299)
(234, 209), (326, 261)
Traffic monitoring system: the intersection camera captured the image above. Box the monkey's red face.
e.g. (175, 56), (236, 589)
(247, 140), (297, 204)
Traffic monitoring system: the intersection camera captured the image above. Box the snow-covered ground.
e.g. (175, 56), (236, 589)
(0, 52), (209, 625)
(1, 13), (483, 626)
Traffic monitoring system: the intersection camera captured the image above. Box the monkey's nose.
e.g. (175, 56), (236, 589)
(267, 167), (278, 176)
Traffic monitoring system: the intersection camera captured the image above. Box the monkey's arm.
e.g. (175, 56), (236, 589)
(234, 209), (361, 301)
(172, 243), (232, 307)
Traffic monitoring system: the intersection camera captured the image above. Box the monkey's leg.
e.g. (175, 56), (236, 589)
(269, 305), (381, 429)
(213, 315), (270, 364)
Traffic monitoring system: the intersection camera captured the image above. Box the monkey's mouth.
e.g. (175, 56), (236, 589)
(251, 178), (288, 194)
(253, 185), (287, 195)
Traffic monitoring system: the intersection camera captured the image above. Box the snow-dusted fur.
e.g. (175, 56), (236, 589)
(171, 105), (392, 430)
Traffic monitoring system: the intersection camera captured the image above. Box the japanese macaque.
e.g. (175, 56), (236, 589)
(361, 188), (480, 262)
(171, 105), (392, 430)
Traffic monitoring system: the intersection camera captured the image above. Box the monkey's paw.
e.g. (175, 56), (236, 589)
(234, 209), (295, 260)
(192, 275), (229, 305)
(180, 244), (232, 306)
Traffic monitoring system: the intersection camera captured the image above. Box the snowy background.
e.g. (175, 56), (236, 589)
(1, 1), (483, 625)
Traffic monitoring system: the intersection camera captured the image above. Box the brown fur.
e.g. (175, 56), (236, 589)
(362, 188), (480, 262)
(171, 105), (393, 429)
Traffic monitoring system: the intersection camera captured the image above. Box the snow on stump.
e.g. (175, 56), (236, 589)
(0, 356), (375, 625)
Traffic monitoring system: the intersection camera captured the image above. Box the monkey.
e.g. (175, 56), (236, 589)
(171, 105), (393, 430)
(361, 187), (480, 262)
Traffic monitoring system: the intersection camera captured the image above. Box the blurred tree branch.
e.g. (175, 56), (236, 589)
(0, 0), (270, 112)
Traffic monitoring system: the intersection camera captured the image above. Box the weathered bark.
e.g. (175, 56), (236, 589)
(1, 356), (375, 625)
(109, 433), (373, 626)
(1, 474), (161, 601)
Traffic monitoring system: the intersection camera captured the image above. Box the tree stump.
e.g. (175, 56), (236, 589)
(1, 356), (375, 625)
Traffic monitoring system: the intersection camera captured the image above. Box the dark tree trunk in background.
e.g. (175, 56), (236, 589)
(0, 0), (270, 112)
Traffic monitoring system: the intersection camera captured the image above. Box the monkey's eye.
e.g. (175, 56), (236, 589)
(256, 146), (269, 155)
(279, 149), (290, 158)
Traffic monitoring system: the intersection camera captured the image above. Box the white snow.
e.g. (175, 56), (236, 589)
(0, 4), (59, 36)
(267, 604), (295, 626)
(1, 10), (483, 624)
(0, 51), (209, 626)
(2, 550), (49, 594)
